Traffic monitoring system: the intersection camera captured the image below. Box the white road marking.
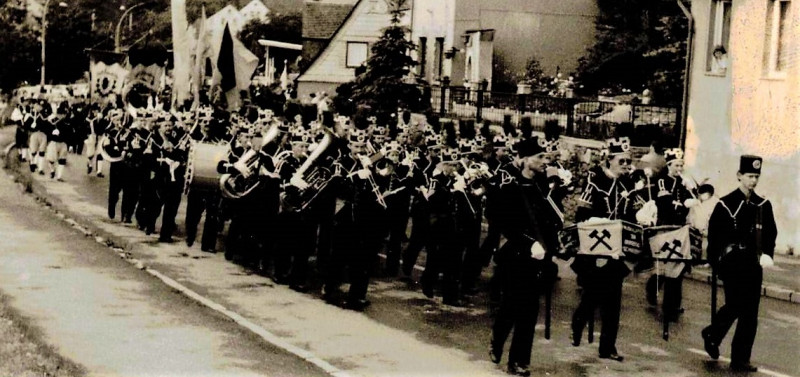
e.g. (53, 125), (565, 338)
(687, 348), (796, 377)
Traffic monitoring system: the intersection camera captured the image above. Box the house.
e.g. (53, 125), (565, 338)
(411, 0), (599, 89)
(297, 0), (402, 97)
(297, 0), (598, 96)
(684, 0), (799, 250)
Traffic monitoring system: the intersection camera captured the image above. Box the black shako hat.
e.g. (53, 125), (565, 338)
(739, 155), (763, 174)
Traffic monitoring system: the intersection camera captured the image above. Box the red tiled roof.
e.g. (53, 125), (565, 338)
(302, 1), (358, 40)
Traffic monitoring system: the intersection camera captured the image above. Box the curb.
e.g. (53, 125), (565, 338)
(1, 142), (355, 377)
(685, 268), (798, 305)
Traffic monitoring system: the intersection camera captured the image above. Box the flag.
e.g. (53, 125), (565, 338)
(215, 23), (258, 110)
(171, 0), (192, 105)
(90, 61), (128, 100)
(192, 6), (208, 109)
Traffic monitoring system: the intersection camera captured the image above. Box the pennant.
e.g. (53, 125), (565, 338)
(215, 23), (258, 110)
(172, 0), (192, 105)
(192, 5), (208, 108)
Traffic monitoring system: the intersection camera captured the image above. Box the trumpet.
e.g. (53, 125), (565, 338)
(352, 152), (388, 209)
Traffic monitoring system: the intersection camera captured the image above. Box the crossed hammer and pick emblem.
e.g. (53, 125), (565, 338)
(589, 229), (612, 251)
(660, 240), (683, 259)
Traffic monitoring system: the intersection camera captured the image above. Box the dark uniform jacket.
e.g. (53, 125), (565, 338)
(707, 189), (777, 279)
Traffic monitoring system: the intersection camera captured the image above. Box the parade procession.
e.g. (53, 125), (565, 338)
(0, 0), (797, 376)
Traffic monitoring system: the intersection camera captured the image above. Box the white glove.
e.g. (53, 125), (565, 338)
(358, 155), (373, 168)
(530, 241), (546, 260)
(636, 200), (658, 226)
(432, 167), (442, 176)
(557, 168), (573, 186)
(290, 176), (309, 190)
(635, 180), (645, 191)
(356, 168), (371, 180)
(52, 129), (60, 136)
(683, 198), (700, 208)
(453, 175), (466, 192)
(759, 254), (774, 267)
(643, 167), (653, 178)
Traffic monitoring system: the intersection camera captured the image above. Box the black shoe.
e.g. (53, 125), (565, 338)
(290, 284), (308, 293)
(87, 165), (92, 174)
(96, 173), (105, 178)
(599, 353), (624, 362)
(344, 298), (371, 311)
(50, 172), (55, 179)
(108, 208), (115, 220)
(322, 288), (343, 306)
(272, 275), (290, 285)
(158, 237), (173, 243)
(30, 165), (36, 173)
(186, 237), (195, 247)
(38, 170), (45, 175)
(200, 247), (216, 253)
(488, 344), (502, 364)
(123, 218), (132, 224)
(701, 327), (719, 360)
(443, 298), (467, 307)
(730, 363), (758, 372)
(507, 363), (530, 376)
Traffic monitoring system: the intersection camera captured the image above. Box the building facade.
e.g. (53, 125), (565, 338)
(685, 0), (799, 250)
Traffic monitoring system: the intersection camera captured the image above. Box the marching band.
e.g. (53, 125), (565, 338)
(6, 95), (777, 376)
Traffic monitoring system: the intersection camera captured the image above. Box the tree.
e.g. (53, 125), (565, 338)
(334, 1), (423, 117)
(238, 12), (303, 73)
(575, 0), (687, 104)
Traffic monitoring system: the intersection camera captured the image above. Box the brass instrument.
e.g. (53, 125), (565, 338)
(350, 151), (388, 209)
(99, 127), (128, 163)
(460, 161), (493, 197)
(219, 124), (282, 200)
(282, 132), (334, 211)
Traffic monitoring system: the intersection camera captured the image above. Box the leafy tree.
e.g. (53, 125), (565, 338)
(238, 12), (303, 73)
(334, 1), (423, 117)
(575, 0), (687, 104)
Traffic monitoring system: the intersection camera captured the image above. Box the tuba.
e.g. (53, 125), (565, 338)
(219, 124), (282, 199)
(100, 127), (127, 163)
(281, 131), (334, 211)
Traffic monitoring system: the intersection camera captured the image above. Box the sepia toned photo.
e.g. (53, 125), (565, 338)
(0, 0), (797, 376)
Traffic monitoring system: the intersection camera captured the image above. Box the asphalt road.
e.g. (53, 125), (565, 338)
(0, 171), (327, 377)
(1, 133), (798, 376)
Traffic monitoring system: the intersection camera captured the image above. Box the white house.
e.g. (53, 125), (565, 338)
(685, 0), (799, 250)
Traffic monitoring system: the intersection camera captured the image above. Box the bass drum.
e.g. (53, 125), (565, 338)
(185, 142), (228, 193)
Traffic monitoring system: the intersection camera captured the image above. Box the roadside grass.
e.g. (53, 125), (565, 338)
(0, 292), (86, 377)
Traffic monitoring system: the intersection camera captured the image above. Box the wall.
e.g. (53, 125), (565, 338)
(449, 0), (598, 87)
(686, 0), (800, 250)
(409, 0), (456, 83)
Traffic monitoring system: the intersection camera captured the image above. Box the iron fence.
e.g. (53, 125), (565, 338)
(418, 83), (681, 146)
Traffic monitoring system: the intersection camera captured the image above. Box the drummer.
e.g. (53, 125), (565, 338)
(643, 148), (699, 320)
(570, 136), (637, 362)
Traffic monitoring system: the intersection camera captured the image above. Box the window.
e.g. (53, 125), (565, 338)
(706, 0), (731, 74)
(765, 0), (791, 76)
(346, 42), (368, 68)
(418, 37), (427, 78)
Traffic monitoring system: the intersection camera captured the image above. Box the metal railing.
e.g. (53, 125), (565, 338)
(421, 82), (681, 146)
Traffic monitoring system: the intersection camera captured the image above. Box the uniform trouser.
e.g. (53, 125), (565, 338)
(491, 257), (542, 367)
(108, 162), (126, 219)
(185, 190), (221, 250)
(137, 174), (161, 232)
(706, 267), (762, 364)
(314, 201), (335, 275)
(572, 271), (624, 355)
(385, 200), (410, 273)
(159, 179), (184, 240)
(28, 131), (47, 156)
(121, 165), (141, 221)
(402, 208), (431, 276)
(420, 219), (462, 301)
(327, 213), (384, 301)
(274, 211), (316, 283)
(460, 216), (486, 291)
(647, 274), (684, 317)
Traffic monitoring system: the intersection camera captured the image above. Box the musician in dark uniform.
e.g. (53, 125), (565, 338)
(185, 109), (225, 252)
(134, 115), (163, 234)
(380, 140), (414, 277)
(323, 126), (387, 311)
(643, 148), (699, 320)
(419, 145), (462, 306)
(104, 110), (127, 220)
(121, 115), (147, 224)
(157, 119), (189, 243)
(701, 155), (777, 372)
(570, 137), (636, 362)
(489, 137), (561, 377)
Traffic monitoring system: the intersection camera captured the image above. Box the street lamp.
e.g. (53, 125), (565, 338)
(115, 2), (153, 53)
(40, 0), (69, 87)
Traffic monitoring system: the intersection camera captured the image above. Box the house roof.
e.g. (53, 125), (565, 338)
(302, 0), (359, 40)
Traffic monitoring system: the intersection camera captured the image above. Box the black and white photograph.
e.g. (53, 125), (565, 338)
(0, 0), (797, 376)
